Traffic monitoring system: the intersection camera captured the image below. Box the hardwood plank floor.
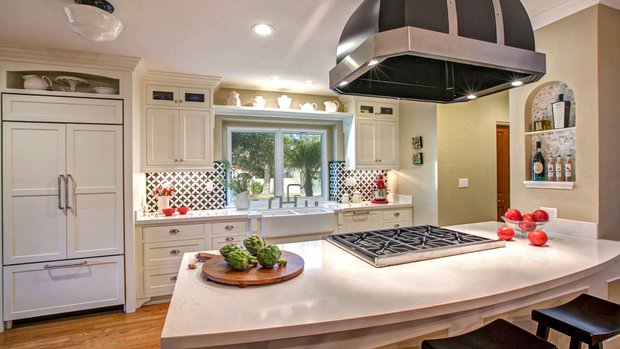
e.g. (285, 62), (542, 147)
(0, 303), (168, 349)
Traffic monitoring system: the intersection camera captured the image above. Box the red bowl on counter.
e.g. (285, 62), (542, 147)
(162, 208), (176, 216)
(501, 216), (547, 237)
(177, 206), (189, 215)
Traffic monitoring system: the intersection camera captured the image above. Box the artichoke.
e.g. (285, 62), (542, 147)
(226, 249), (250, 271)
(257, 245), (283, 268)
(219, 243), (245, 262)
(243, 234), (266, 256)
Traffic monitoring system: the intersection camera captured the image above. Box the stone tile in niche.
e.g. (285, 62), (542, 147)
(329, 161), (388, 202)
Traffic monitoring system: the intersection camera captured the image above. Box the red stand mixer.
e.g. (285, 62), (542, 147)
(371, 174), (388, 204)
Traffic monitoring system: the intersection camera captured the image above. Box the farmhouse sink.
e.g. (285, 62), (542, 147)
(260, 207), (335, 238)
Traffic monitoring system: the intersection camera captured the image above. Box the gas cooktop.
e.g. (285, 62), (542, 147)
(324, 225), (505, 267)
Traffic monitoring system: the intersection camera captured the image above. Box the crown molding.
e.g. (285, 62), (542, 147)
(531, 0), (620, 30)
(142, 70), (222, 88)
(0, 43), (141, 72)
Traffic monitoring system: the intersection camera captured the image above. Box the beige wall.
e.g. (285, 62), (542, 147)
(214, 87), (344, 112)
(509, 7), (600, 224)
(393, 101), (438, 225)
(436, 92), (509, 226)
(597, 5), (620, 239)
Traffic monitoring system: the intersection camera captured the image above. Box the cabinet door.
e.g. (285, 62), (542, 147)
(146, 85), (179, 106)
(356, 119), (378, 166)
(179, 110), (212, 166)
(211, 234), (248, 249)
(341, 211), (380, 233)
(66, 124), (124, 259)
(179, 88), (211, 108)
(2, 122), (67, 264)
(377, 120), (399, 166)
(146, 108), (180, 166)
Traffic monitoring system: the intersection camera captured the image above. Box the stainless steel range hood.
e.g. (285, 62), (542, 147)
(329, 0), (546, 103)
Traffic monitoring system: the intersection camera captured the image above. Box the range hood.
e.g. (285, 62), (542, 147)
(329, 0), (546, 103)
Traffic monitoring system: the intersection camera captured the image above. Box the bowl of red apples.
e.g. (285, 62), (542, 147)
(500, 208), (549, 246)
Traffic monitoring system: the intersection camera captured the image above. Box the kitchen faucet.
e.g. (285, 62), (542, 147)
(267, 196), (283, 209)
(285, 183), (303, 207)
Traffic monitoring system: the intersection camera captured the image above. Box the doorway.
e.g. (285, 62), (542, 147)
(496, 124), (510, 221)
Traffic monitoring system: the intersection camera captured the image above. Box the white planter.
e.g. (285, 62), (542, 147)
(234, 191), (250, 210)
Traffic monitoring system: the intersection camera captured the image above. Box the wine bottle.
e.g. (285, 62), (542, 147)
(565, 155), (573, 181)
(555, 156), (564, 181)
(532, 141), (545, 181)
(552, 94), (571, 129)
(547, 156), (555, 181)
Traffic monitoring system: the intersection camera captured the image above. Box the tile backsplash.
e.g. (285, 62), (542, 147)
(329, 161), (388, 202)
(145, 162), (226, 212)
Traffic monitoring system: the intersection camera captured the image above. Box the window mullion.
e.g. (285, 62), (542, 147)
(274, 129), (284, 198)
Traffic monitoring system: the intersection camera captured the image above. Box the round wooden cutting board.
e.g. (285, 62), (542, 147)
(202, 251), (304, 288)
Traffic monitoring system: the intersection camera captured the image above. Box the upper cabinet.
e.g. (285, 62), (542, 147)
(141, 72), (221, 172)
(343, 98), (400, 169)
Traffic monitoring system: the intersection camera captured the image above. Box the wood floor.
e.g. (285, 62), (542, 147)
(0, 303), (168, 349)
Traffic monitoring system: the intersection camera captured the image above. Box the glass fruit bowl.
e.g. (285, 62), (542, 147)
(501, 216), (547, 238)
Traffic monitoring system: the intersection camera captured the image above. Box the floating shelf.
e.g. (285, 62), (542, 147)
(524, 127), (576, 136)
(523, 181), (575, 190)
(214, 105), (352, 121)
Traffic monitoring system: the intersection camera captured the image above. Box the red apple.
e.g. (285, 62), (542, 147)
(519, 213), (537, 232)
(532, 209), (549, 222)
(528, 230), (548, 246)
(504, 209), (523, 222)
(497, 225), (515, 241)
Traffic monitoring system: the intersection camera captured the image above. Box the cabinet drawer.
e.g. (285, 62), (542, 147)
(143, 266), (180, 297)
(341, 211), (380, 233)
(212, 220), (247, 236)
(142, 224), (205, 242)
(381, 220), (413, 229)
(382, 208), (412, 222)
(3, 256), (124, 320)
(211, 234), (248, 249)
(143, 239), (204, 267)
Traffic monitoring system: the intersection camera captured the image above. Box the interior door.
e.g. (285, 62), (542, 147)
(66, 124), (124, 259)
(2, 122), (67, 264)
(496, 124), (510, 221)
(179, 110), (211, 166)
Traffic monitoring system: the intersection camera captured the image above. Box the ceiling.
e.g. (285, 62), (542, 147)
(0, 0), (591, 95)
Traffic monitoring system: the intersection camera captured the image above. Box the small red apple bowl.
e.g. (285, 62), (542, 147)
(162, 208), (176, 216)
(501, 216), (547, 238)
(177, 206), (189, 215)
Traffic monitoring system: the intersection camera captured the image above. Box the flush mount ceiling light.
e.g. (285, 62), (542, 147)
(64, 0), (123, 42)
(252, 23), (274, 36)
(330, 0), (546, 103)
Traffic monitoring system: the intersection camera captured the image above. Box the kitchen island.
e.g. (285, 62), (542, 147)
(161, 221), (620, 349)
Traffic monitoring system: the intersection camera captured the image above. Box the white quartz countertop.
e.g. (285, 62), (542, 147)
(135, 208), (262, 225)
(323, 200), (413, 212)
(161, 221), (620, 348)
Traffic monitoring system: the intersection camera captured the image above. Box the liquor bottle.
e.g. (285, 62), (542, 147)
(532, 141), (545, 181)
(547, 156), (555, 181)
(552, 94), (571, 129)
(565, 155), (573, 181)
(555, 156), (564, 181)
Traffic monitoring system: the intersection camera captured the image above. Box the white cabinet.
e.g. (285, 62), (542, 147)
(3, 122), (124, 265)
(145, 108), (211, 168)
(344, 98), (400, 169)
(337, 206), (413, 233)
(146, 85), (211, 108)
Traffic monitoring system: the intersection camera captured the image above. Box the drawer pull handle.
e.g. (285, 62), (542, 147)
(352, 211), (370, 215)
(170, 249), (181, 255)
(394, 212), (400, 217)
(394, 224), (400, 228)
(225, 225), (234, 230)
(225, 236), (235, 242)
(169, 229), (180, 234)
(170, 275), (178, 281)
(44, 261), (88, 269)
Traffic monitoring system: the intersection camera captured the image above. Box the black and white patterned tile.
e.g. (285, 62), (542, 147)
(329, 161), (388, 202)
(145, 162), (226, 212)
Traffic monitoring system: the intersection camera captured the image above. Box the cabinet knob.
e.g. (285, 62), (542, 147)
(394, 224), (400, 228)
(169, 229), (180, 234)
(170, 249), (181, 255)
(170, 275), (178, 281)
(225, 225), (234, 230)
(174, 159), (179, 162)
(225, 236), (235, 242)
(394, 212), (400, 217)
(179, 159), (184, 162)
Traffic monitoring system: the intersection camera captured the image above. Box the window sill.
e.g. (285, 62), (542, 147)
(523, 181), (575, 190)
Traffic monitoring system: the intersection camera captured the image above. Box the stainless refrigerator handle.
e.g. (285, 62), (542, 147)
(67, 174), (76, 214)
(58, 175), (65, 211)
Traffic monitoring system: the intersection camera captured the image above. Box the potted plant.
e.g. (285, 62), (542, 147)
(219, 161), (253, 210)
(155, 182), (174, 213)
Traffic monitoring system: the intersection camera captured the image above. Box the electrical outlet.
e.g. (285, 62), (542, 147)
(458, 178), (469, 188)
(540, 207), (558, 218)
(206, 181), (214, 192)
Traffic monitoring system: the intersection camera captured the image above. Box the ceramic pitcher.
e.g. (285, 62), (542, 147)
(277, 95), (292, 109)
(23, 75), (52, 90)
(300, 102), (317, 111)
(324, 100), (340, 112)
(252, 96), (266, 108)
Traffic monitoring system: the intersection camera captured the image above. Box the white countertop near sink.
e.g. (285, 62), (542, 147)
(160, 221), (620, 349)
(135, 208), (262, 225)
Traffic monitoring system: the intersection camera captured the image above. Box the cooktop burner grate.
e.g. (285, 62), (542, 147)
(324, 225), (505, 267)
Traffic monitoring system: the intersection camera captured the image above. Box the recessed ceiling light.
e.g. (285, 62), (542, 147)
(252, 23), (274, 36)
(467, 94), (477, 100)
(304, 80), (315, 86)
(339, 81), (349, 87)
(511, 80), (524, 87)
(368, 59), (379, 66)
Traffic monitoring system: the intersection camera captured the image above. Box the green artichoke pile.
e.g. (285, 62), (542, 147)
(217, 234), (287, 271)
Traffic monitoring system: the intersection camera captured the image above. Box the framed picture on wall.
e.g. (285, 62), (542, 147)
(412, 136), (423, 149)
(412, 152), (423, 165)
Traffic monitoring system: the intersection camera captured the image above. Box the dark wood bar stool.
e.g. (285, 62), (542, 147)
(421, 318), (557, 349)
(532, 293), (620, 349)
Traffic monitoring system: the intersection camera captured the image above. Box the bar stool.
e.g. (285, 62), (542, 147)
(532, 293), (620, 349)
(422, 318), (557, 349)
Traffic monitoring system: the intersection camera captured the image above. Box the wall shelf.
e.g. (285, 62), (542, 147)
(524, 127), (576, 136)
(523, 181), (575, 190)
(214, 105), (352, 122)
